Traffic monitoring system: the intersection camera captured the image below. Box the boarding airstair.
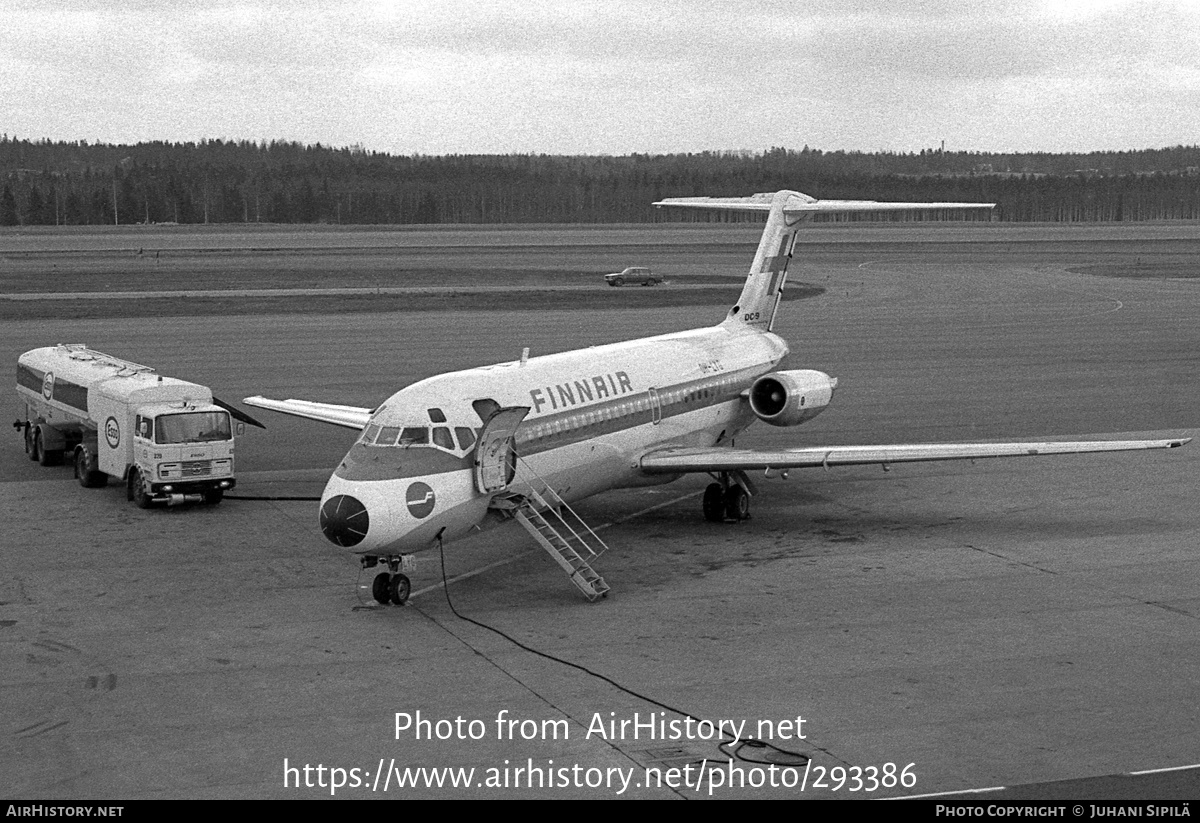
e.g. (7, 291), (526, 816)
(492, 465), (610, 601)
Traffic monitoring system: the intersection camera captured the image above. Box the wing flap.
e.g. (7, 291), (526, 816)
(243, 395), (373, 430)
(640, 438), (1191, 474)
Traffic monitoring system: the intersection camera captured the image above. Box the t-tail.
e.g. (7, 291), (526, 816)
(654, 190), (995, 333)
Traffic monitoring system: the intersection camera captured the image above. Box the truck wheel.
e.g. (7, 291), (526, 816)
(35, 431), (62, 467)
(25, 426), (37, 460)
(203, 489), (224, 505)
(131, 470), (153, 509)
(75, 450), (108, 488)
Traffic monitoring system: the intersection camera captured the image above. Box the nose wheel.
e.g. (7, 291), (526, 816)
(371, 572), (411, 605)
(365, 555), (414, 605)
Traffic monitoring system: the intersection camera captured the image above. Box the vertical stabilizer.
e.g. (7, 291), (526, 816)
(654, 190), (814, 333)
(724, 190), (812, 332)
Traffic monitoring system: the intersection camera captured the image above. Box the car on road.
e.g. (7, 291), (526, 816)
(604, 267), (662, 286)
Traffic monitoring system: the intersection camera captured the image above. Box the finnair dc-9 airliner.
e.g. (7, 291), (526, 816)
(245, 191), (1188, 606)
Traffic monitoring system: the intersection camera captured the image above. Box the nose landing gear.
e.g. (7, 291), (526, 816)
(363, 555), (413, 605)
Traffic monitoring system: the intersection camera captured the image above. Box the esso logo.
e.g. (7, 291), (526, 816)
(105, 416), (120, 448)
(405, 482), (436, 519)
(42, 372), (54, 400)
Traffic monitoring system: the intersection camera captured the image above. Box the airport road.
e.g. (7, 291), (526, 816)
(2, 227), (1198, 798)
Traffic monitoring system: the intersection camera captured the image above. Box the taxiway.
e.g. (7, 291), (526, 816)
(2, 224), (1197, 798)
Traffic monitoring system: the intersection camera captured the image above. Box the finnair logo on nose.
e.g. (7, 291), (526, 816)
(406, 482), (436, 519)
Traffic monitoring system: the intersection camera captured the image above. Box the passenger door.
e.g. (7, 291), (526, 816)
(472, 406), (530, 494)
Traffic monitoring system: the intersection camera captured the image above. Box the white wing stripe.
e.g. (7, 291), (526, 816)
(243, 395), (372, 430)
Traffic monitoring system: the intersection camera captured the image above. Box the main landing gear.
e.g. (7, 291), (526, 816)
(703, 473), (752, 523)
(363, 555), (411, 605)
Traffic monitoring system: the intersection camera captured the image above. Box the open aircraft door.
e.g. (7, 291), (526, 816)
(473, 406), (530, 494)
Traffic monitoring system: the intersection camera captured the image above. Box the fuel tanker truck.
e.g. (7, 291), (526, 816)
(14, 344), (261, 507)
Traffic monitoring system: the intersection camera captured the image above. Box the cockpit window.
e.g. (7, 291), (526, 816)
(432, 427), (454, 450)
(398, 427), (428, 446)
(361, 415), (475, 454)
(428, 408), (447, 423)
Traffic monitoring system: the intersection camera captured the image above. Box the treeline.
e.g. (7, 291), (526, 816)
(2, 137), (1199, 226)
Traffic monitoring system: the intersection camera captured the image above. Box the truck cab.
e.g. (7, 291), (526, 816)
(125, 403), (236, 506)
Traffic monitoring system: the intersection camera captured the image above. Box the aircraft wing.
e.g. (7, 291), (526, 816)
(242, 395), (372, 430)
(639, 438), (1190, 474)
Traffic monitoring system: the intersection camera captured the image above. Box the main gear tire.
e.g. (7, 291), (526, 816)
(702, 483), (725, 522)
(724, 485), (750, 522)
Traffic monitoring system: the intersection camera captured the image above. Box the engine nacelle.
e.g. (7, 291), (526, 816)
(748, 369), (838, 427)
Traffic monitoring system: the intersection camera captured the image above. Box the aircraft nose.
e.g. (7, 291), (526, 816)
(320, 494), (370, 547)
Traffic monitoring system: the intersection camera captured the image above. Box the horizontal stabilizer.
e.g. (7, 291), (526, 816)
(640, 437), (1190, 474)
(654, 192), (995, 216)
(243, 396), (372, 430)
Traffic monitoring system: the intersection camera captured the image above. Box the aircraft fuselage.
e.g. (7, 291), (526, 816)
(318, 324), (790, 556)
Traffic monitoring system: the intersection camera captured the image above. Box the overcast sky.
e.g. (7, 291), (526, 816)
(3, 0), (1198, 156)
